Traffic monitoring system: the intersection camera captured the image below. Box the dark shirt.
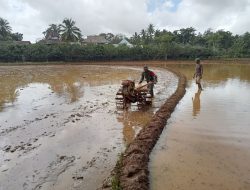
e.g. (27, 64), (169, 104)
(139, 70), (157, 83)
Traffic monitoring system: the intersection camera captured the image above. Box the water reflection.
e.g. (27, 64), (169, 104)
(192, 89), (202, 117)
(150, 63), (250, 190)
(166, 64), (250, 82)
(50, 81), (83, 103)
(115, 68), (178, 146)
(0, 65), (140, 111)
(117, 108), (153, 145)
(0, 65), (177, 190)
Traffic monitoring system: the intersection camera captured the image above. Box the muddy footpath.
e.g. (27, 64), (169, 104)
(114, 69), (186, 190)
(0, 65), (178, 190)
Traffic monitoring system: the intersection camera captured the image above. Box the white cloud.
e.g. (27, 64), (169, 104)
(0, 0), (250, 42)
(163, 0), (174, 9)
(151, 0), (250, 33)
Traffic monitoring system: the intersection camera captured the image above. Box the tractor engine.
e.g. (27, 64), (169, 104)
(121, 80), (136, 103)
(115, 79), (152, 109)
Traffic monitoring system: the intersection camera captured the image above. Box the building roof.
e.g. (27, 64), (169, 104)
(118, 38), (133, 47)
(15, 41), (31, 45)
(83, 35), (109, 44)
(38, 38), (61, 45)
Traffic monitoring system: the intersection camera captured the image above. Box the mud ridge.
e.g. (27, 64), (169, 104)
(117, 68), (186, 190)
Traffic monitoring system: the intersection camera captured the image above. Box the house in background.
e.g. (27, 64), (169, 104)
(14, 41), (31, 45)
(82, 35), (110, 45)
(38, 29), (61, 45)
(113, 38), (133, 48)
(38, 38), (61, 45)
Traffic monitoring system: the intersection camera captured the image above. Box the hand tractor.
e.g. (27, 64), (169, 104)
(115, 80), (153, 109)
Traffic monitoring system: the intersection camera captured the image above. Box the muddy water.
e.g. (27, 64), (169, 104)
(150, 64), (250, 190)
(0, 65), (178, 190)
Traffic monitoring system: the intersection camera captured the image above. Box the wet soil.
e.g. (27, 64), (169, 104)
(150, 64), (250, 190)
(118, 69), (186, 190)
(0, 65), (178, 190)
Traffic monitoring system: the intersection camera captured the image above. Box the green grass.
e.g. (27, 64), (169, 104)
(111, 175), (122, 190)
(111, 153), (123, 190)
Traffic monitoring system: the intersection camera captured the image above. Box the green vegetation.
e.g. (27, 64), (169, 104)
(111, 153), (123, 190)
(0, 18), (23, 41)
(60, 18), (82, 42)
(42, 18), (82, 42)
(0, 18), (250, 62)
(43, 24), (60, 40)
(111, 175), (122, 190)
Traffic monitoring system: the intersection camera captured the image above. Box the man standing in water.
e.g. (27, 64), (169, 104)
(139, 66), (157, 97)
(193, 58), (203, 90)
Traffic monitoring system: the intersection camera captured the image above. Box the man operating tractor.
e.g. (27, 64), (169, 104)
(139, 66), (157, 97)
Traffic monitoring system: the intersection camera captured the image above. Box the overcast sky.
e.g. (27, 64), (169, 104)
(1, 0), (250, 42)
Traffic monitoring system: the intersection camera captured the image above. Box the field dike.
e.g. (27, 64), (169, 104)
(101, 68), (187, 190)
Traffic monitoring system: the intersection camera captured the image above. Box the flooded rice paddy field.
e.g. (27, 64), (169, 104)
(150, 64), (250, 190)
(0, 65), (178, 190)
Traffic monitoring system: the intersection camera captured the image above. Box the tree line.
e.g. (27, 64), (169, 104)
(0, 17), (250, 62)
(130, 24), (250, 58)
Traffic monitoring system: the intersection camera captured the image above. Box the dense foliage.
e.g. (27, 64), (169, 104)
(42, 19), (82, 42)
(129, 25), (250, 59)
(0, 19), (250, 62)
(0, 18), (23, 41)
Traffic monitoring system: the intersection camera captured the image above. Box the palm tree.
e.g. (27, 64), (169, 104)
(60, 18), (82, 42)
(131, 32), (141, 45)
(43, 24), (60, 40)
(147, 24), (155, 39)
(140, 29), (147, 40)
(179, 27), (196, 44)
(0, 17), (12, 40)
(11, 32), (23, 41)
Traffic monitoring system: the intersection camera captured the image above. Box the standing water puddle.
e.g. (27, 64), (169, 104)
(0, 65), (177, 190)
(150, 64), (250, 190)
